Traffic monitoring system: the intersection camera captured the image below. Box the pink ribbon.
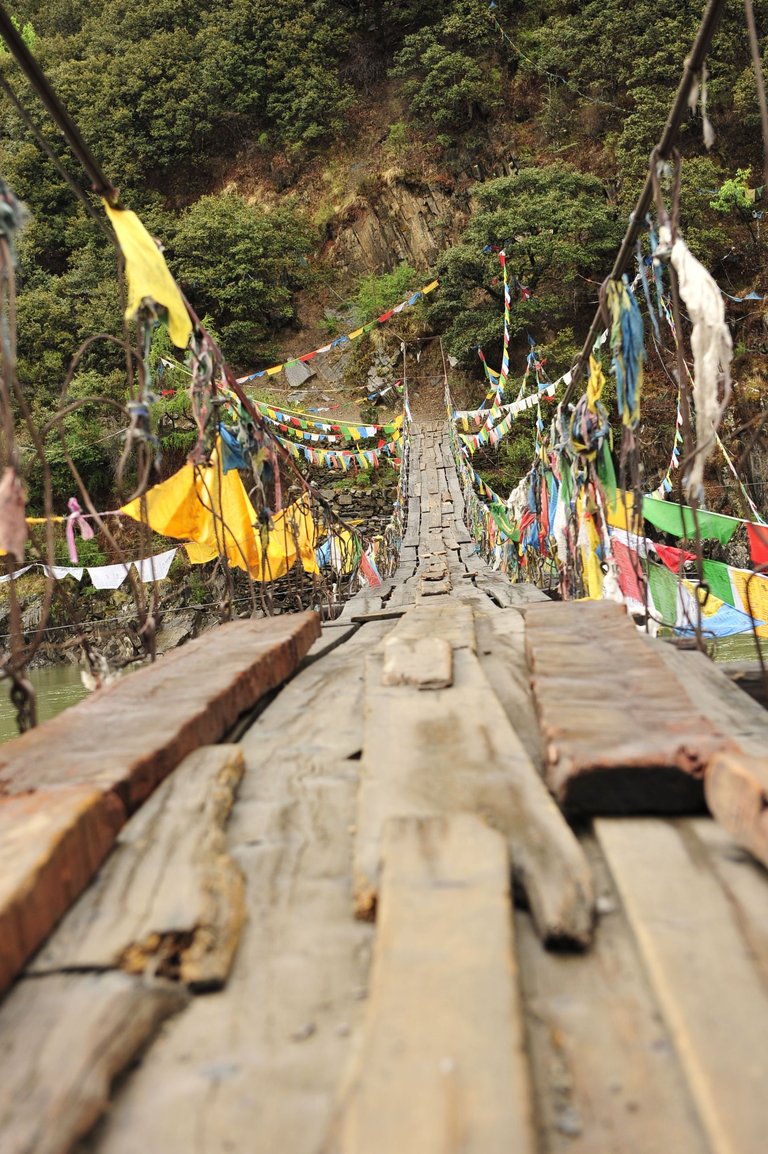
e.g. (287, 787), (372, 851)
(65, 496), (94, 564)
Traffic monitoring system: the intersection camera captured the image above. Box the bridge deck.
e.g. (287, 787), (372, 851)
(2, 420), (768, 1154)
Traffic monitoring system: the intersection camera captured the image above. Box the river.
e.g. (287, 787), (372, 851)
(0, 665), (89, 744)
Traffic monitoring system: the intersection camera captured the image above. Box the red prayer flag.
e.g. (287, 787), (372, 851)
(747, 522), (768, 567)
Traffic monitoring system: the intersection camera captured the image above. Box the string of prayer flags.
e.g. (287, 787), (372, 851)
(236, 280), (439, 384)
(642, 495), (740, 544)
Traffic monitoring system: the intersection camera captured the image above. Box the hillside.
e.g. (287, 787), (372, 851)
(0, 0), (766, 517)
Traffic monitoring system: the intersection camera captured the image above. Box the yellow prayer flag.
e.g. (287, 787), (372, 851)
(103, 202), (191, 349)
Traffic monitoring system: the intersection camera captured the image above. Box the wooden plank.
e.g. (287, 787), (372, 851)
(382, 599), (476, 653)
(30, 746), (245, 991)
(688, 817), (768, 988)
(324, 814), (535, 1154)
(526, 601), (727, 814)
(650, 640), (768, 760)
(79, 622), (391, 1154)
(381, 636), (452, 689)
(349, 606), (407, 624)
(355, 647), (595, 946)
(597, 817), (768, 1154)
(0, 785), (124, 995)
(0, 971), (186, 1154)
(474, 574), (550, 607)
(474, 609), (545, 775)
(704, 749), (768, 870)
(0, 612), (320, 811)
(302, 621), (360, 666)
(515, 831), (710, 1154)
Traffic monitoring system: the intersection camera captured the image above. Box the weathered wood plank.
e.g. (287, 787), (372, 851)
(302, 621), (360, 666)
(526, 601), (728, 814)
(0, 786), (123, 995)
(648, 641), (768, 760)
(474, 574), (550, 607)
(597, 817), (768, 1154)
(515, 831), (710, 1154)
(381, 636), (453, 689)
(80, 623), (391, 1154)
(474, 609), (545, 775)
(688, 817), (768, 988)
(324, 814), (535, 1154)
(0, 971), (186, 1154)
(704, 749), (768, 870)
(30, 746), (245, 991)
(381, 599), (476, 654)
(355, 647), (594, 946)
(0, 612), (320, 811)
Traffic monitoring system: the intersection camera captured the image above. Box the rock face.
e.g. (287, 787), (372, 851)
(329, 178), (467, 275)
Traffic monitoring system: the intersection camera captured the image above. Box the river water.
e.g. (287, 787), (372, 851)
(0, 666), (89, 745)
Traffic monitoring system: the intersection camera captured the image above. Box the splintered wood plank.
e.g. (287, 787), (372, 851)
(515, 831), (709, 1154)
(30, 746), (245, 991)
(597, 818), (768, 1154)
(381, 636), (452, 689)
(382, 599), (476, 653)
(356, 647), (594, 946)
(80, 622), (392, 1154)
(324, 814), (535, 1154)
(0, 612), (320, 811)
(0, 971), (186, 1154)
(705, 750), (768, 870)
(526, 601), (728, 814)
(0, 786), (124, 995)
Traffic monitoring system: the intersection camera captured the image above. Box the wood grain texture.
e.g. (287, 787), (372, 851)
(515, 832), (709, 1154)
(30, 746), (245, 991)
(324, 814), (535, 1154)
(526, 601), (727, 814)
(381, 636), (453, 688)
(597, 817), (768, 1154)
(78, 622), (392, 1154)
(0, 971), (186, 1154)
(0, 612), (320, 811)
(0, 786), (124, 995)
(356, 647), (594, 945)
(705, 749), (768, 870)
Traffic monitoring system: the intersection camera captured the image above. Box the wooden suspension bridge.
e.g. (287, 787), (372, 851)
(1, 416), (768, 1154)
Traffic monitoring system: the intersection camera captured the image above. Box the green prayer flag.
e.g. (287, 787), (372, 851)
(701, 559), (736, 607)
(643, 496), (740, 544)
(489, 502), (517, 539)
(647, 562), (678, 625)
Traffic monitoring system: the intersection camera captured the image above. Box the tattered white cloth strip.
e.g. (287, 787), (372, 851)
(132, 547), (177, 582)
(0, 564), (32, 583)
(44, 566), (84, 581)
(660, 225), (732, 501)
(88, 563), (131, 590)
(0, 549), (178, 587)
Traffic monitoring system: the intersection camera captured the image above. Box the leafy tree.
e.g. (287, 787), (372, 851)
(432, 165), (622, 365)
(168, 193), (316, 368)
(390, 1), (501, 141)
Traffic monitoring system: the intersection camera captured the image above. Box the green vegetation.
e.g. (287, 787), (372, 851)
(0, 0), (765, 516)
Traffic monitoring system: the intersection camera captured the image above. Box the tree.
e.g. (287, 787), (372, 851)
(168, 193), (316, 368)
(432, 165), (622, 365)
